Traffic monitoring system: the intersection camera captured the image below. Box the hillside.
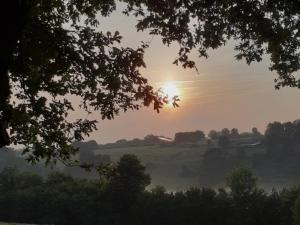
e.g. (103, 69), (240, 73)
(96, 143), (207, 190)
(2, 121), (300, 191)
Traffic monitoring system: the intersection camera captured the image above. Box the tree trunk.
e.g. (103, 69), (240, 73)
(0, 0), (28, 147)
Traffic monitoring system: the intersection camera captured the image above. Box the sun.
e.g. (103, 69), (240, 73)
(161, 82), (180, 105)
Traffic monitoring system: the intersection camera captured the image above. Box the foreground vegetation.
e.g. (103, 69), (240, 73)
(1, 155), (300, 225)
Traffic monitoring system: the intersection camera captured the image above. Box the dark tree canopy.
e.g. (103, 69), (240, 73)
(0, 0), (165, 164)
(226, 167), (258, 197)
(126, 0), (300, 87)
(174, 130), (205, 143)
(265, 120), (300, 156)
(1, 165), (300, 225)
(0, 0), (299, 164)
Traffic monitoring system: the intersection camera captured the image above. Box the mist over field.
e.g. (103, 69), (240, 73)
(3, 120), (300, 225)
(2, 119), (300, 191)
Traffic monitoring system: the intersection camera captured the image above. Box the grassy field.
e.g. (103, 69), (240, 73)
(95, 143), (209, 190)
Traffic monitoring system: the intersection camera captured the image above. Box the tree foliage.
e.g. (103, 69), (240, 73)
(0, 164), (299, 225)
(265, 120), (300, 156)
(125, 0), (300, 88)
(0, 0), (299, 164)
(226, 167), (258, 197)
(0, 0), (166, 164)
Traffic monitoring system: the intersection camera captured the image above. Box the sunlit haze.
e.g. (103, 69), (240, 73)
(84, 4), (300, 144)
(160, 82), (181, 105)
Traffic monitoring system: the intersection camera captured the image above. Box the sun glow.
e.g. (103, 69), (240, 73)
(161, 82), (181, 105)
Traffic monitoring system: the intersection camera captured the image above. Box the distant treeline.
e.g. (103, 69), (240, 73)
(98, 120), (300, 148)
(196, 120), (300, 186)
(94, 120), (300, 187)
(1, 157), (300, 225)
(2, 119), (300, 188)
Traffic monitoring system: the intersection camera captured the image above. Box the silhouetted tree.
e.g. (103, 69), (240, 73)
(252, 127), (262, 137)
(265, 122), (285, 155)
(265, 121), (300, 156)
(0, 0), (168, 163)
(208, 130), (218, 140)
(128, 0), (300, 88)
(226, 167), (257, 198)
(230, 128), (239, 138)
(0, 165), (299, 225)
(226, 167), (266, 225)
(221, 128), (230, 137)
(174, 130), (205, 143)
(107, 154), (150, 209)
(1, 0), (299, 165)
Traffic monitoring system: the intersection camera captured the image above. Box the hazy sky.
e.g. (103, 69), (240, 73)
(85, 5), (300, 144)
